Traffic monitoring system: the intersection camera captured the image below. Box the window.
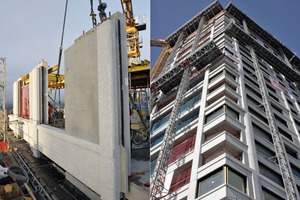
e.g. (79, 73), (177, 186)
(291, 109), (298, 116)
(266, 83), (277, 94)
(248, 107), (268, 124)
(274, 114), (288, 127)
(255, 141), (275, 159)
(285, 145), (298, 159)
(245, 74), (260, 88)
(253, 123), (273, 143)
(197, 166), (246, 197)
(271, 103), (282, 114)
(278, 127), (292, 141)
(205, 105), (239, 123)
(247, 95), (262, 107)
(228, 168), (246, 193)
(262, 187), (285, 200)
(198, 168), (224, 196)
(287, 99), (294, 107)
(294, 118), (300, 127)
(150, 158), (157, 177)
(209, 69), (236, 83)
(243, 60), (256, 72)
(168, 134), (196, 164)
(151, 133), (164, 147)
(151, 113), (171, 132)
(209, 70), (223, 83)
(290, 164), (300, 179)
(245, 84), (262, 99)
(259, 163), (284, 187)
(169, 166), (192, 193)
(268, 92), (279, 102)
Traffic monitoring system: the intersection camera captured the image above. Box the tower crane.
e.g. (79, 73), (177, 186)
(120, 0), (149, 89)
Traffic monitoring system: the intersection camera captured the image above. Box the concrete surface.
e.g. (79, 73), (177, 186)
(9, 12), (134, 200)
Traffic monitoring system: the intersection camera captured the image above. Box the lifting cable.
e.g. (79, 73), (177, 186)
(54, 0), (68, 110)
(90, 0), (97, 27)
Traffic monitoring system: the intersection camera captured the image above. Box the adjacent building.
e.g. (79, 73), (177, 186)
(150, 2), (300, 200)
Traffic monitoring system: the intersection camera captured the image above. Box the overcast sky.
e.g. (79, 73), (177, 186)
(151, 0), (300, 68)
(0, 0), (150, 105)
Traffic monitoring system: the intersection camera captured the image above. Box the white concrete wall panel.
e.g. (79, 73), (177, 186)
(13, 81), (19, 116)
(9, 12), (130, 200)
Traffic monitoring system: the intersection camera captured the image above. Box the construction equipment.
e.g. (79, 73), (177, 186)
(225, 18), (298, 200)
(0, 57), (8, 151)
(129, 90), (149, 144)
(150, 39), (171, 81)
(120, 0), (149, 89)
(0, 165), (29, 183)
(151, 66), (191, 199)
(250, 44), (297, 200)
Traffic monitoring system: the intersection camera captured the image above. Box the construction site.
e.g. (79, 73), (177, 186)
(150, 1), (300, 200)
(0, 0), (149, 200)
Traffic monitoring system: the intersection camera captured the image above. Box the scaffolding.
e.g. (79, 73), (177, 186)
(151, 66), (191, 200)
(0, 57), (7, 145)
(150, 7), (222, 197)
(225, 17), (298, 200)
(225, 21), (300, 85)
(151, 40), (221, 94)
(0, 57), (5, 112)
(226, 3), (300, 70)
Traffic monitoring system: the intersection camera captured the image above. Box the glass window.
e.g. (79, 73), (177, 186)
(255, 141), (275, 158)
(150, 158), (157, 177)
(291, 164), (300, 179)
(285, 145), (298, 159)
(278, 127), (292, 141)
(205, 106), (224, 123)
(271, 103), (282, 114)
(252, 123), (273, 143)
(249, 107), (268, 124)
(198, 168), (224, 196)
(262, 187), (285, 200)
(228, 168), (246, 193)
(151, 113), (171, 132)
(274, 114), (288, 127)
(226, 106), (239, 120)
(259, 163), (284, 187)
(205, 105), (239, 123)
(198, 166), (246, 197)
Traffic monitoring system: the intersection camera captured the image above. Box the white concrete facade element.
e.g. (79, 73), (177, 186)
(10, 61), (48, 157)
(10, 12), (132, 200)
(65, 12), (130, 199)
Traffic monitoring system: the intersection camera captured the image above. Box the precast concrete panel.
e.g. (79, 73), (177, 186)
(65, 12), (130, 199)
(13, 81), (19, 116)
(65, 23), (99, 143)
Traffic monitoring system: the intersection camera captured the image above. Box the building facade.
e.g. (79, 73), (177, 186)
(150, 2), (300, 200)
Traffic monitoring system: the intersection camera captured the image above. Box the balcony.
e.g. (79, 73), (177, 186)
(202, 132), (247, 165)
(207, 84), (239, 106)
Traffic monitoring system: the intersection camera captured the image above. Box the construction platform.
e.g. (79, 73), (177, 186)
(1, 131), (89, 200)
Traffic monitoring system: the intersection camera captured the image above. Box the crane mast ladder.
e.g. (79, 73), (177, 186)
(150, 66), (191, 199)
(250, 47), (297, 200)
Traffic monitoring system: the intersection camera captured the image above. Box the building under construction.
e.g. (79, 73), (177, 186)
(150, 1), (300, 200)
(6, 12), (148, 200)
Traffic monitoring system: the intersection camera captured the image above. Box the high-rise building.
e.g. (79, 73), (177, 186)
(150, 1), (300, 200)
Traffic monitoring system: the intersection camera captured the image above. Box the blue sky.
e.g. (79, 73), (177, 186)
(0, 0), (150, 105)
(151, 0), (300, 68)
